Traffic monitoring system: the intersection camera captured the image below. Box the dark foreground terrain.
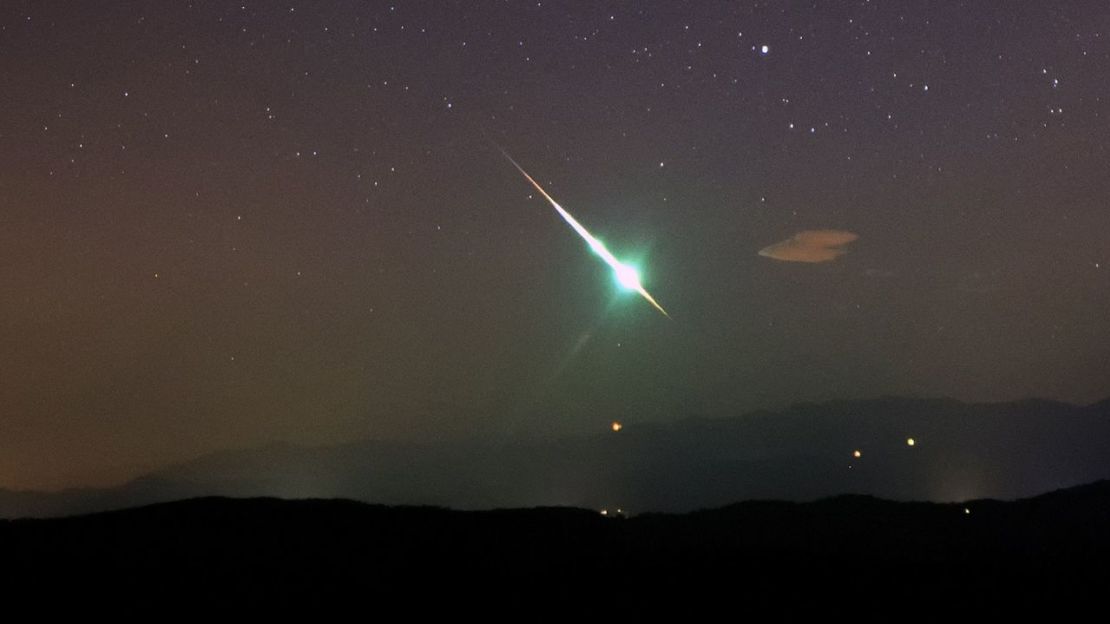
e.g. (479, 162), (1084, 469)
(4, 481), (1109, 615)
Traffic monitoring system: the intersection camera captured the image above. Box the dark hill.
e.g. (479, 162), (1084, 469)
(3, 481), (1109, 613)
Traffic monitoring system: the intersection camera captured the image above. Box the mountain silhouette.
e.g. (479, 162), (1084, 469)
(3, 395), (1109, 518)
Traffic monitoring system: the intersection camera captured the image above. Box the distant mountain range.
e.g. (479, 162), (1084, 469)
(4, 396), (1109, 518)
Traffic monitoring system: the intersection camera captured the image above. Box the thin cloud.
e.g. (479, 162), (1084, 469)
(758, 230), (859, 263)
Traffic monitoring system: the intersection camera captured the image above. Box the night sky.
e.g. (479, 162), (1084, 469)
(3, 2), (1109, 491)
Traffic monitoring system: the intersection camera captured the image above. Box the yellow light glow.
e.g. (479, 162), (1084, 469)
(906, 437), (916, 446)
(611, 421), (623, 432)
(852, 449), (862, 458)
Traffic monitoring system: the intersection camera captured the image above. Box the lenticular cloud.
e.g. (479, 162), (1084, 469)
(758, 230), (859, 263)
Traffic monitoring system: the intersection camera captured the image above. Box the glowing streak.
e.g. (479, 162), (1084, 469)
(499, 150), (670, 318)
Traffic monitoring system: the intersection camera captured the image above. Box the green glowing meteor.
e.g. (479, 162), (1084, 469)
(499, 149), (669, 318)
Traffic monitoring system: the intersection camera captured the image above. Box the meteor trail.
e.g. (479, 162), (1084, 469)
(498, 148), (669, 318)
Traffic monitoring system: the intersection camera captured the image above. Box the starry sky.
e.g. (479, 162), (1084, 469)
(3, 1), (1109, 491)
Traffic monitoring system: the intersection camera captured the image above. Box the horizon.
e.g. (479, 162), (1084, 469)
(5, 394), (1109, 519)
(7, 392), (1107, 494)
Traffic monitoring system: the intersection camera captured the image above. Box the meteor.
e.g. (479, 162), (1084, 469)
(498, 149), (670, 318)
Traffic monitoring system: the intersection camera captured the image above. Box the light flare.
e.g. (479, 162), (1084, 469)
(499, 149), (669, 317)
